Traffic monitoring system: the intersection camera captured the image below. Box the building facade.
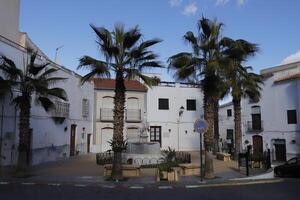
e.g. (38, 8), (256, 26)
(146, 82), (203, 151)
(219, 62), (300, 162)
(0, 0), (94, 166)
(92, 79), (147, 153)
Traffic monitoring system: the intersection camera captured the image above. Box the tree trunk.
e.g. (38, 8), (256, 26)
(213, 98), (219, 154)
(17, 95), (31, 171)
(233, 98), (242, 160)
(111, 70), (126, 180)
(203, 94), (215, 179)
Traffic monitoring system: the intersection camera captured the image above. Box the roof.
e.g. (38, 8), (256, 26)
(219, 101), (233, 108)
(93, 79), (148, 92)
(274, 73), (300, 83)
(260, 61), (300, 76)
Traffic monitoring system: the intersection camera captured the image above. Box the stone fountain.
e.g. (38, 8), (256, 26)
(123, 123), (162, 165)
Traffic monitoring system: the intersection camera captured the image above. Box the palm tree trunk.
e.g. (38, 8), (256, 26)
(112, 70), (126, 180)
(203, 94), (215, 179)
(17, 95), (31, 170)
(213, 98), (219, 154)
(233, 98), (242, 160)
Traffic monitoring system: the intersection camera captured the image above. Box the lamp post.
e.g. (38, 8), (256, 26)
(177, 106), (184, 151)
(54, 45), (64, 64)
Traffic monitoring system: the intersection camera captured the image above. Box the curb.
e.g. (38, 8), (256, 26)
(0, 178), (283, 189)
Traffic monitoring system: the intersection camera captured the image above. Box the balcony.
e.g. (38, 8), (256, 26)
(100, 108), (114, 122)
(100, 108), (142, 122)
(126, 109), (141, 122)
(247, 121), (263, 132)
(50, 101), (70, 118)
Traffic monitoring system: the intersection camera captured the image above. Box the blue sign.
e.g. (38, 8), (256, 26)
(194, 119), (208, 133)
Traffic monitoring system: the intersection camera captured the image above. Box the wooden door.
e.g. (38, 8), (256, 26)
(87, 134), (91, 153)
(275, 143), (286, 162)
(252, 135), (263, 155)
(70, 124), (76, 156)
(150, 126), (161, 146)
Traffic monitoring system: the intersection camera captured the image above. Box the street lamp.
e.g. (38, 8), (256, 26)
(177, 106), (184, 150)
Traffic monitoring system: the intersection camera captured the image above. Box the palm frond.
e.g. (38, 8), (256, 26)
(47, 87), (68, 101)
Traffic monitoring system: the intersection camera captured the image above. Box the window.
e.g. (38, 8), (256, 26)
(186, 99), (196, 111)
(226, 129), (234, 140)
(51, 100), (70, 118)
(82, 99), (89, 117)
(158, 98), (169, 110)
(227, 109), (232, 117)
(287, 110), (297, 124)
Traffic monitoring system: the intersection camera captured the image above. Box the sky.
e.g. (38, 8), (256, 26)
(20, 0), (300, 81)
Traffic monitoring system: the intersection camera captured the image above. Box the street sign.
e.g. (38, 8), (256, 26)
(194, 119), (208, 133)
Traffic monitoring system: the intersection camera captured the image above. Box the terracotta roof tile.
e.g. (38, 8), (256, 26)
(93, 79), (147, 92)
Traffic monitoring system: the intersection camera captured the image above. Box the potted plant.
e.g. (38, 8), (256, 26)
(156, 147), (178, 182)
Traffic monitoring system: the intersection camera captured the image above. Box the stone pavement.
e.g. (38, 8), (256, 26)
(0, 152), (272, 187)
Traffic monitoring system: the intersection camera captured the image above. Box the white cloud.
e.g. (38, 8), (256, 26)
(237, 0), (247, 6)
(169, 0), (182, 7)
(182, 2), (198, 16)
(281, 51), (300, 64)
(215, 0), (229, 6)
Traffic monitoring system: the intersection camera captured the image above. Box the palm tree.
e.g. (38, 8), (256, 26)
(222, 38), (262, 159)
(0, 52), (68, 170)
(168, 17), (227, 178)
(78, 24), (162, 180)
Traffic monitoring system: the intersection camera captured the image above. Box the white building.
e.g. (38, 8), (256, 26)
(92, 79), (147, 152)
(0, 0), (94, 166)
(219, 62), (300, 162)
(218, 102), (234, 153)
(147, 81), (203, 151)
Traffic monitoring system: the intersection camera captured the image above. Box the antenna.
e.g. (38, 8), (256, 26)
(54, 45), (64, 64)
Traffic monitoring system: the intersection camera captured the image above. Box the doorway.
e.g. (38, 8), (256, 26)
(252, 135), (263, 155)
(274, 139), (286, 161)
(70, 124), (76, 156)
(150, 126), (161, 146)
(87, 134), (91, 153)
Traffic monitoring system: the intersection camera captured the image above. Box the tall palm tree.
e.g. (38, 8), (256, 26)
(78, 24), (162, 180)
(0, 52), (68, 170)
(168, 17), (227, 178)
(222, 38), (262, 159)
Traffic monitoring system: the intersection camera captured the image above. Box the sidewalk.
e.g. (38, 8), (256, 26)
(0, 152), (274, 187)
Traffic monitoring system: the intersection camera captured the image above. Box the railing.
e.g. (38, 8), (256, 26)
(50, 101), (70, 118)
(247, 121), (263, 132)
(100, 108), (114, 121)
(126, 109), (141, 122)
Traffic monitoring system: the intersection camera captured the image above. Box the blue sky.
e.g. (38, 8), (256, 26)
(20, 0), (300, 81)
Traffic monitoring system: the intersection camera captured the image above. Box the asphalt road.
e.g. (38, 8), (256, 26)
(0, 179), (299, 200)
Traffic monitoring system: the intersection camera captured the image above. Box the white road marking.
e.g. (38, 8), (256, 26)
(48, 183), (61, 186)
(74, 184), (87, 187)
(186, 185), (202, 189)
(0, 182), (9, 185)
(101, 185), (116, 189)
(22, 182), (35, 185)
(129, 186), (144, 189)
(158, 186), (173, 189)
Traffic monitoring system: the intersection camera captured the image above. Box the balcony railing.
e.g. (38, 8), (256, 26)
(100, 108), (142, 122)
(100, 108), (114, 121)
(247, 121), (263, 132)
(50, 101), (70, 118)
(126, 109), (141, 122)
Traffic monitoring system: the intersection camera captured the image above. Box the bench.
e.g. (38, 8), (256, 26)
(178, 164), (200, 176)
(216, 152), (231, 161)
(103, 164), (141, 177)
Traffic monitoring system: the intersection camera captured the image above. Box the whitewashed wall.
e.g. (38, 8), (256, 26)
(92, 90), (146, 152)
(147, 83), (203, 151)
(0, 36), (94, 165)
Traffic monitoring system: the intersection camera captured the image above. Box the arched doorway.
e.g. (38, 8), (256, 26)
(252, 135), (263, 155)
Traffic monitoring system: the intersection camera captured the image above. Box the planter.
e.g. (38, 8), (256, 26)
(252, 161), (262, 168)
(156, 169), (178, 182)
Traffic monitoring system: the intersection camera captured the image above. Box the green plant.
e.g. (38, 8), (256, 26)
(161, 147), (176, 163)
(108, 139), (127, 152)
